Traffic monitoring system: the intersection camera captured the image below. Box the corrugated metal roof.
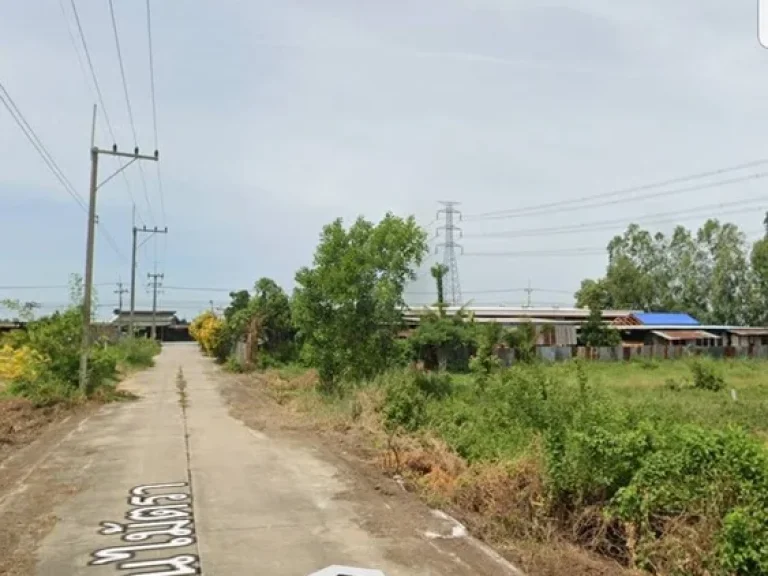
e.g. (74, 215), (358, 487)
(651, 330), (719, 341)
(728, 328), (768, 336)
(633, 312), (700, 326)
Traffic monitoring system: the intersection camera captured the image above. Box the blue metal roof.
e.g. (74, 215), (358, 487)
(632, 312), (700, 326)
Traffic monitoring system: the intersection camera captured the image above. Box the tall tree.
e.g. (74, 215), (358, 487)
(576, 218), (763, 325)
(293, 214), (427, 389)
(750, 212), (768, 325)
(251, 278), (293, 359)
(430, 263), (449, 307)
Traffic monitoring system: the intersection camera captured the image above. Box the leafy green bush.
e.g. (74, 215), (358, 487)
(411, 370), (453, 399)
(691, 357), (726, 391)
(88, 346), (118, 389)
(383, 373), (428, 432)
(113, 337), (160, 368)
(503, 322), (536, 364)
(7, 374), (78, 406)
(225, 355), (247, 373)
(609, 425), (768, 574)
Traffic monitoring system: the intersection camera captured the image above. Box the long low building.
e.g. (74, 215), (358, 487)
(403, 306), (768, 349)
(402, 305), (639, 346)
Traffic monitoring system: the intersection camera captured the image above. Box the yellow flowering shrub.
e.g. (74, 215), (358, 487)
(189, 312), (224, 356)
(0, 344), (46, 384)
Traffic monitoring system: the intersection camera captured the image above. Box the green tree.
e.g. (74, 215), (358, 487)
(576, 218), (762, 325)
(503, 320), (537, 363)
(224, 290), (250, 323)
(0, 299), (41, 322)
(409, 307), (476, 371)
(293, 214), (427, 389)
(579, 305), (621, 347)
(251, 278), (294, 361)
(430, 263), (449, 307)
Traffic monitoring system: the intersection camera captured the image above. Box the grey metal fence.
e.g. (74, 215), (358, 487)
(497, 344), (768, 366)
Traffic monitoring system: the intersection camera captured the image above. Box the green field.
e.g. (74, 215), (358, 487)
(448, 359), (768, 441)
(270, 357), (768, 574)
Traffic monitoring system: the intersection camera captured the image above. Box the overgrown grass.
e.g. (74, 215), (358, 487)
(264, 358), (768, 575)
(111, 336), (161, 371)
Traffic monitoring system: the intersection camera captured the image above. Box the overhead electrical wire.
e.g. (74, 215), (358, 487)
(465, 194), (768, 239)
(106, 0), (155, 226)
(69, 0), (116, 141)
(144, 0), (166, 276)
(0, 80), (128, 262)
(0, 84), (87, 210)
(107, 0), (137, 144)
(162, 286), (234, 293)
(406, 287), (575, 295)
(464, 159), (768, 221)
(466, 172), (768, 222)
(68, 0), (150, 226)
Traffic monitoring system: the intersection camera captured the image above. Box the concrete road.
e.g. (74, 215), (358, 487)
(25, 344), (521, 576)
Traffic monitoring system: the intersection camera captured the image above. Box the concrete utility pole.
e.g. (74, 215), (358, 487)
(79, 104), (159, 393)
(524, 280), (533, 309)
(114, 281), (128, 311)
(148, 272), (164, 340)
(130, 225), (167, 336)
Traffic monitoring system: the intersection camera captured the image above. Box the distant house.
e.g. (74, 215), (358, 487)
(402, 305), (638, 347)
(612, 312), (701, 327)
(612, 312), (730, 347)
(646, 329), (721, 347)
(110, 310), (191, 341)
(725, 328), (768, 347)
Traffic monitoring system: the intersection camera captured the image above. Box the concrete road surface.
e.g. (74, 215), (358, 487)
(7, 344), (522, 575)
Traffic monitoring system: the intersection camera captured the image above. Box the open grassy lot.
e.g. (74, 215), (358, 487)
(257, 358), (768, 575)
(450, 359), (768, 440)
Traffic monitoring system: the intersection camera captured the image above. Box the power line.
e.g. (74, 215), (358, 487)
(406, 287), (575, 295)
(461, 230), (767, 258)
(162, 286), (235, 293)
(146, 0), (166, 227)
(57, 0), (93, 97)
(0, 82), (87, 210)
(108, 0), (137, 144)
(0, 283), (113, 291)
(464, 160), (768, 220)
(465, 195), (768, 239)
(464, 248), (607, 258)
(69, 0), (115, 144)
(146, 0), (159, 151)
(467, 172), (768, 222)
(68, 0), (148, 227)
(0, 81), (130, 262)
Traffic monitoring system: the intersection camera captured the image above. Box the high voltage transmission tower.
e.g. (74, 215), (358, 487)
(435, 201), (463, 305)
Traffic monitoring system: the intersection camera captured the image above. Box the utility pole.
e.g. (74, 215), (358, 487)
(148, 272), (164, 340)
(79, 103), (159, 393)
(114, 281), (128, 311)
(130, 225), (167, 335)
(435, 201), (463, 306)
(524, 280), (533, 309)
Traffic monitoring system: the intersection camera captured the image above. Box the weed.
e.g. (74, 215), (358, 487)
(176, 367), (188, 408)
(690, 358), (726, 392)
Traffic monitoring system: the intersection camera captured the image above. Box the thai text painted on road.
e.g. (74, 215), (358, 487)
(89, 481), (199, 575)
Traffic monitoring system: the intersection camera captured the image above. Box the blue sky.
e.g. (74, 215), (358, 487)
(2, 1), (768, 318)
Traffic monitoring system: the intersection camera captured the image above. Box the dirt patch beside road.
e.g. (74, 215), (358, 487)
(0, 399), (97, 576)
(220, 371), (640, 576)
(0, 399), (70, 465)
